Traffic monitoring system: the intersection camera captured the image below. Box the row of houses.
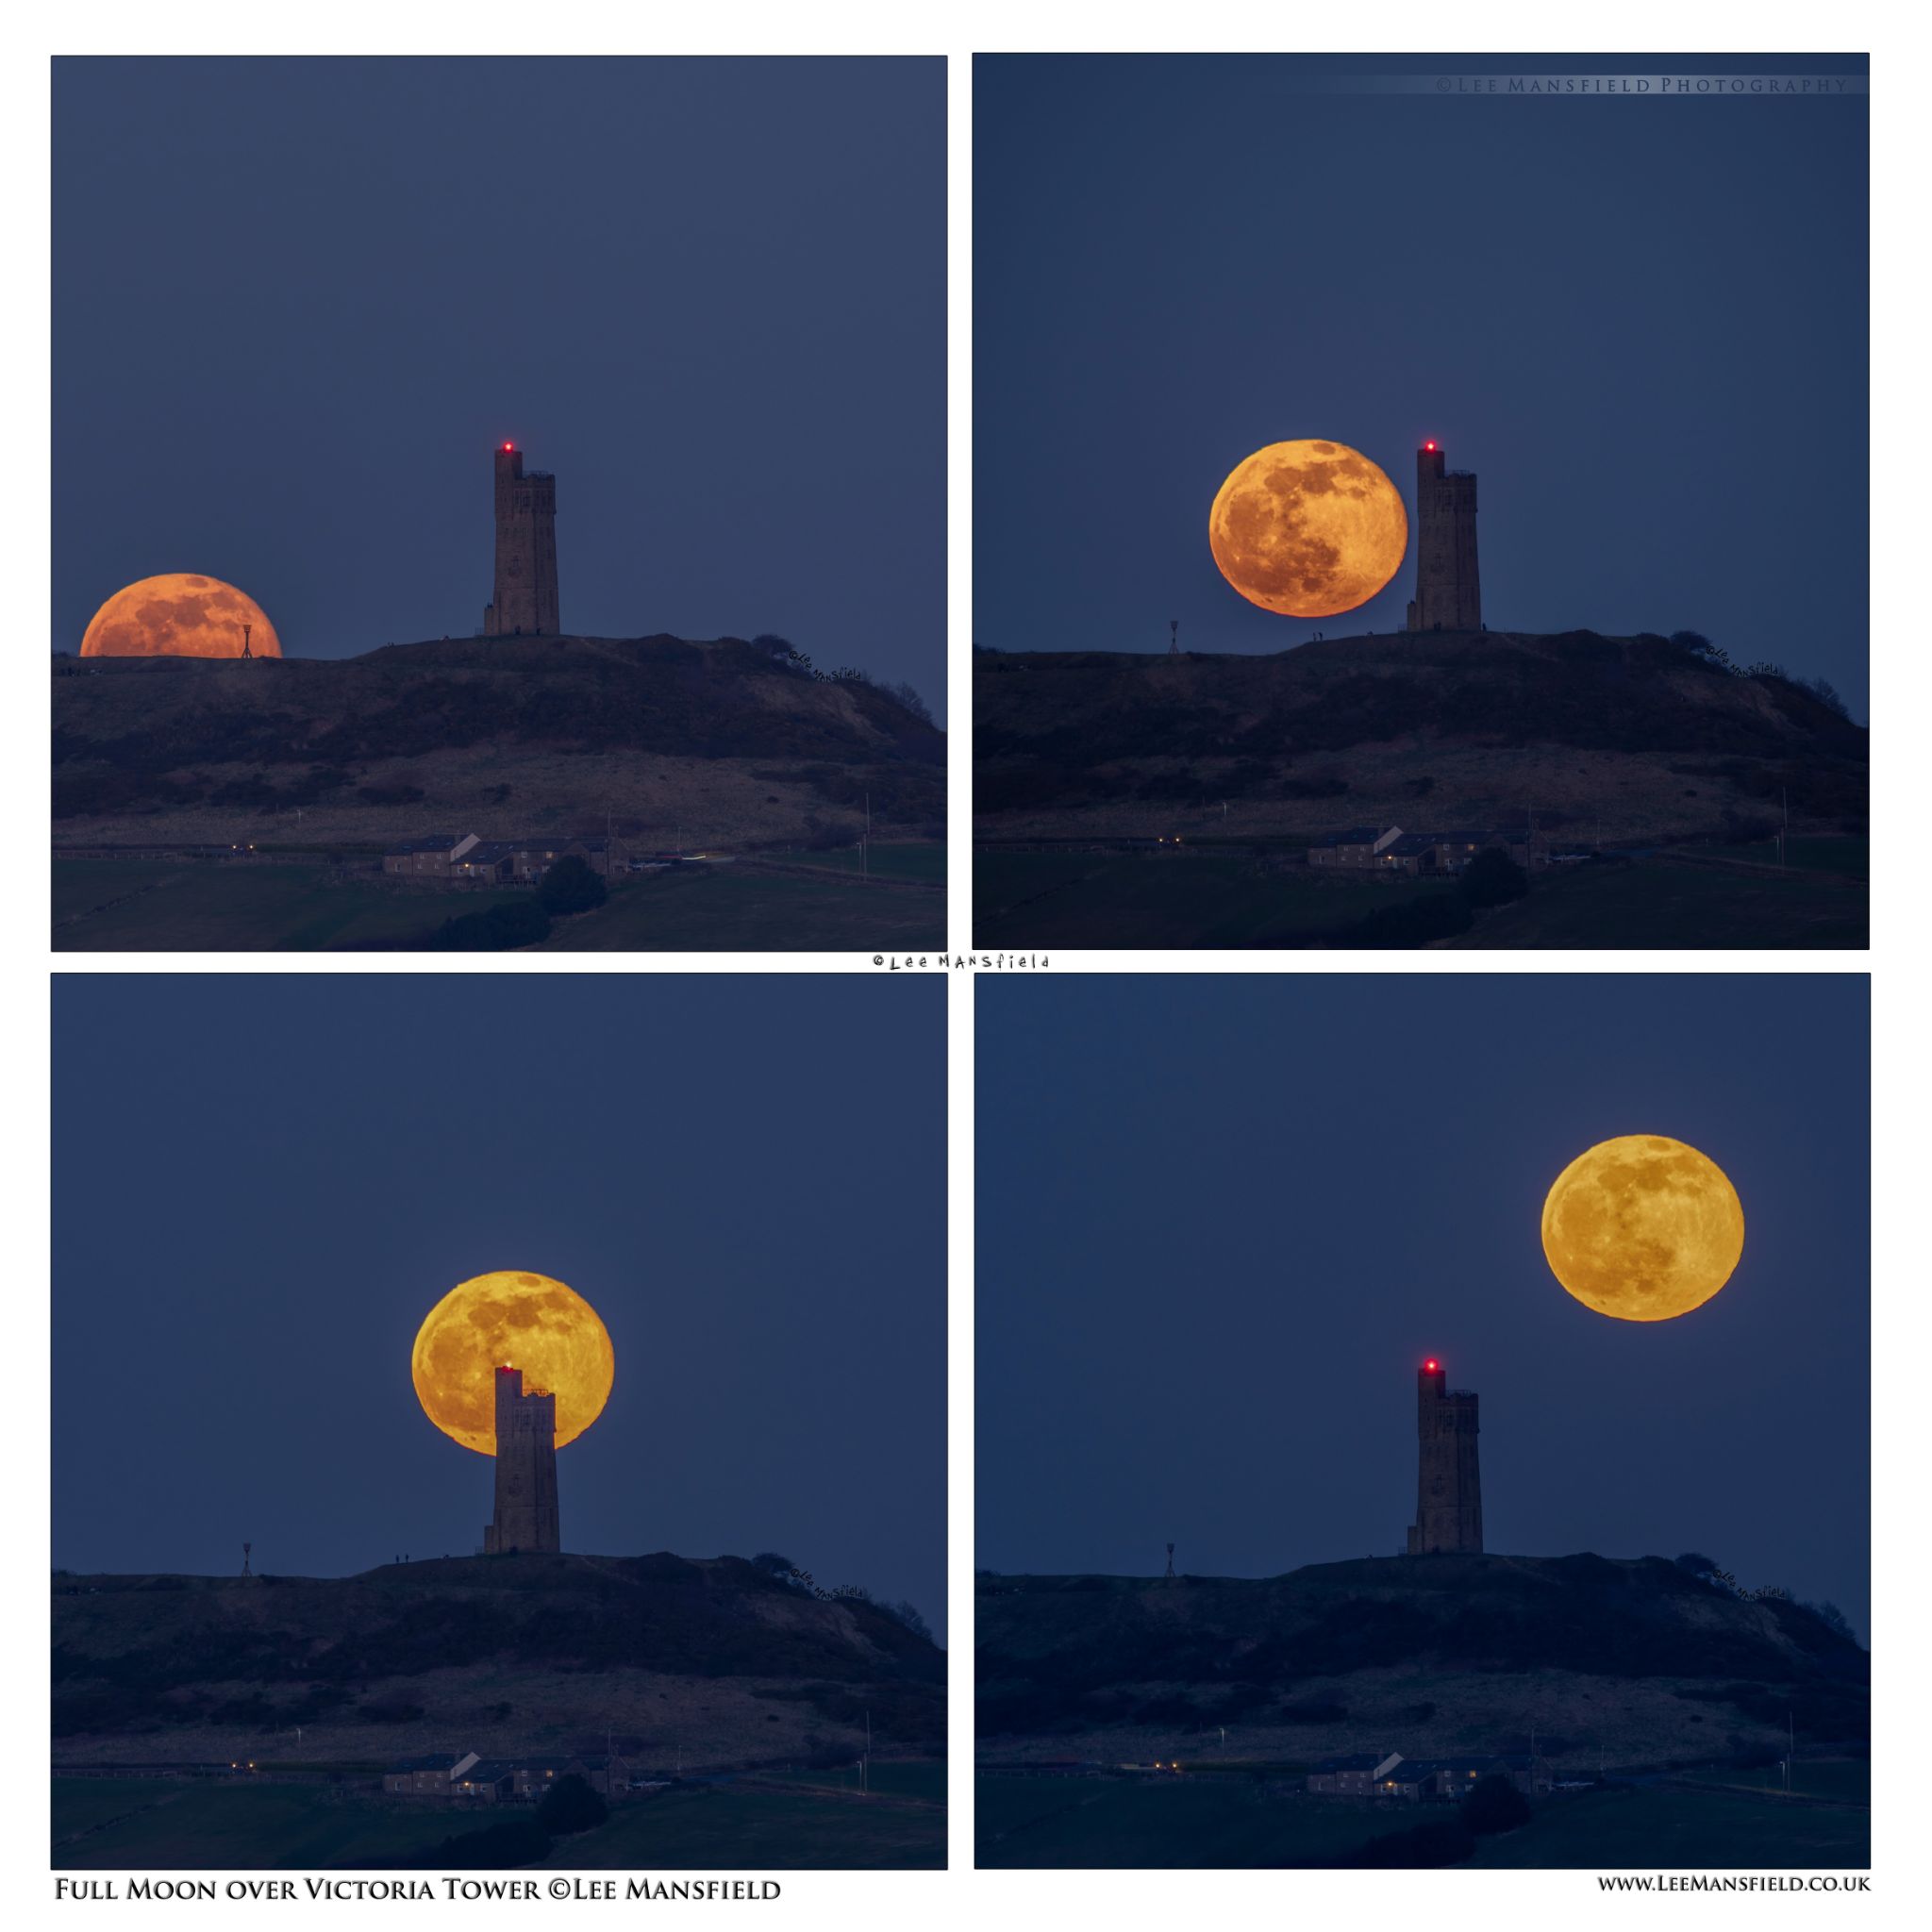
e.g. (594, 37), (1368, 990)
(382, 1750), (641, 1804)
(1306, 826), (1541, 877)
(382, 833), (619, 886)
(1306, 1751), (1550, 1803)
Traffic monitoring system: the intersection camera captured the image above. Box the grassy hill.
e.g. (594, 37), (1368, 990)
(54, 1552), (944, 1774)
(53, 635), (944, 853)
(974, 630), (1864, 846)
(976, 1554), (1867, 1770)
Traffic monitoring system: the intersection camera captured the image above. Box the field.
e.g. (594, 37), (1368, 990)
(1447, 860), (1866, 950)
(53, 1780), (476, 1871)
(52, 861), (525, 951)
(538, 869), (943, 950)
(973, 848), (1867, 950)
(54, 1773), (945, 1871)
(759, 843), (947, 884)
(53, 859), (945, 953)
(974, 850), (1450, 949)
(975, 1772), (1869, 1870)
(554, 1781), (943, 1870)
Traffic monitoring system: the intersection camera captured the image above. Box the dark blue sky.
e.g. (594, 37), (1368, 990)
(54, 975), (948, 1641)
(977, 974), (1869, 1639)
(975, 55), (1869, 719)
(54, 58), (945, 714)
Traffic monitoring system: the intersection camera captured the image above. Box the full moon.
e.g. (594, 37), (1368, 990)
(1541, 1136), (1744, 1323)
(411, 1270), (615, 1455)
(1208, 440), (1408, 618)
(79, 573), (282, 658)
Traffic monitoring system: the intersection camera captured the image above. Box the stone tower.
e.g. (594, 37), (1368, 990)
(482, 443), (559, 638)
(1406, 1357), (1482, 1555)
(483, 1366), (560, 1555)
(1404, 441), (1481, 633)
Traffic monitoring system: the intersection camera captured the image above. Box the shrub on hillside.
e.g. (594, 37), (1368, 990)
(1461, 848), (1529, 908)
(538, 854), (608, 916)
(427, 901), (552, 951)
(1460, 1774), (1532, 1835)
(536, 1773), (608, 1834)
(1349, 892), (1474, 947)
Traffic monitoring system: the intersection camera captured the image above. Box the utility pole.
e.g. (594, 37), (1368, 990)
(1169, 620), (1179, 657)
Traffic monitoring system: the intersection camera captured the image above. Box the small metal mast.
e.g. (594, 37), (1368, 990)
(241, 1541), (253, 1577)
(1163, 1541), (1176, 1580)
(241, 623), (253, 659)
(1168, 619), (1180, 657)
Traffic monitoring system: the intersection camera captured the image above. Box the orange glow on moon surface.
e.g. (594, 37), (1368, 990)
(1541, 1135), (1745, 1323)
(1208, 440), (1408, 619)
(410, 1270), (616, 1455)
(79, 574), (282, 658)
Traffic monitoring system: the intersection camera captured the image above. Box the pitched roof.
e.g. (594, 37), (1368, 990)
(384, 1752), (458, 1774)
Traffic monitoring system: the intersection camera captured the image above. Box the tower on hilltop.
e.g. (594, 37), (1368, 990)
(483, 443), (559, 638)
(484, 1366), (560, 1555)
(1405, 441), (1481, 634)
(1406, 1357), (1482, 1555)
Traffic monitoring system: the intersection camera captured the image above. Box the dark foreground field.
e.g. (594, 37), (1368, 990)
(975, 1768), (1868, 1870)
(54, 1769), (945, 1871)
(53, 853), (944, 953)
(973, 846), (1865, 951)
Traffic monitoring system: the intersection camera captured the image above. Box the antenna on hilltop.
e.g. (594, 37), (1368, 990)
(1164, 1542), (1176, 1581)
(1168, 620), (1180, 658)
(241, 624), (253, 660)
(241, 1541), (253, 1578)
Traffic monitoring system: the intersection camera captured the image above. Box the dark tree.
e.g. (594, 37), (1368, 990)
(1460, 1774), (1532, 1836)
(889, 680), (936, 726)
(1461, 848), (1529, 908)
(1809, 1601), (1857, 1641)
(535, 1773), (608, 1835)
(1803, 676), (1852, 721)
(539, 855), (608, 916)
(878, 1598), (935, 1642)
(1674, 1552), (1722, 1577)
(1669, 630), (1712, 654)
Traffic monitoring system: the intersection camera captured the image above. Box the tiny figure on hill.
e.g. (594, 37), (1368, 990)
(536, 1773), (608, 1835)
(539, 855), (608, 916)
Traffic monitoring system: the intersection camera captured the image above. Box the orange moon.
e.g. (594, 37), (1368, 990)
(410, 1270), (615, 1456)
(1541, 1136), (1745, 1323)
(79, 573), (282, 658)
(1208, 440), (1408, 618)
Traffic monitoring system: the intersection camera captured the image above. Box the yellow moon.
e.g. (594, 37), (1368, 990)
(1208, 440), (1408, 618)
(411, 1270), (615, 1455)
(1541, 1136), (1744, 1322)
(79, 573), (282, 658)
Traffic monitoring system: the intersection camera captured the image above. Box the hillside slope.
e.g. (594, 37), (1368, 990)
(54, 1552), (944, 1772)
(53, 636), (944, 850)
(976, 1554), (1866, 1770)
(974, 631), (1865, 844)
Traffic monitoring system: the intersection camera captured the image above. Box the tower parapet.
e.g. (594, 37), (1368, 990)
(1405, 441), (1481, 633)
(482, 443), (560, 638)
(484, 1365), (560, 1555)
(1407, 1357), (1482, 1554)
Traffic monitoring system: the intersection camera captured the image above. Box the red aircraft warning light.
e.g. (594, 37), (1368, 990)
(502, 442), (513, 451)
(1424, 441), (1437, 452)
(1424, 1358), (1440, 1371)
